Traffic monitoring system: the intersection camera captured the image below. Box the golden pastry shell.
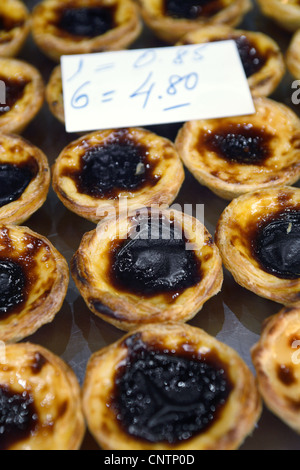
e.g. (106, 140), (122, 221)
(82, 322), (262, 450)
(175, 97), (300, 200)
(0, 342), (85, 450)
(215, 186), (300, 306)
(52, 128), (185, 223)
(256, 0), (300, 33)
(0, 0), (31, 57)
(0, 224), (69, 343)
(32, 0), (142, 62)
(46, 65), (65, 125)
(136, 0), (252, 43)
(0, 133), (50, 225)
(252, 306), (300, 434)
(71, 206), (223, 331)
(0, 58), (45, 135)
(286, 29), (300, 79)
(177, 25), (285, 98)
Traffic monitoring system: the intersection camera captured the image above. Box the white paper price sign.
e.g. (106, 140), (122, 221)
(61, 41), (255, 133)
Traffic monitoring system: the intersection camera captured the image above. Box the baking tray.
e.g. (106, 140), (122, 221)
(17, 0), (300, 450)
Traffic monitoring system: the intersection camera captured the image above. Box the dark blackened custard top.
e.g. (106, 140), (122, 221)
(165, 0), (224, 19)
(0, 157), (38, 207)
(109, 214), (202, 298)
(0, 75), (29, 116)
(65, 131), (160, 199)
(208, 35), (269, 78)
(0, 229), (46, 320)
(57, 6), (116, 37)
(111, 334), (232, 444)
(0, 385), (38, 450)
(234, 35), (268, 78)
(252, 209), (300, 280)
(200, 123), (272, 165)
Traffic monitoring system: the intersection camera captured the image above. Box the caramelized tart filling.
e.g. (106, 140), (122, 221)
(0, 228), (48, 320)
(0, 75), (29, 116)
(164, 0), (224, 19)
(111, 333), (232, 444)
(109, 214), (202, 298)
(0, 158), (39, 207)
(62, 130), (160, 199)
(199, 123), (273, 165)
(0, 16), (24, 32)
(233, 35), (268, 78)
(0, 385), (38, 451)
(252, 209), (300, 280)
(57, 6), (116, 38)
(0, 260), (25, 316)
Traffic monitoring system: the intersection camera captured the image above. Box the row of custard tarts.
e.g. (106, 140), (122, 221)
(0, 0), (142, 60)
(5, 0), (252, 62)
(5, 186), (295, 449)
(45, 23), (286, 125)
(0, 322), (261, 450)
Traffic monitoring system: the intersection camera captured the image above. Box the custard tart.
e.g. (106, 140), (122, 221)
(252, 306), (300, 434)
(0, 224), (69, 343)
(256, 0), (300, 33)
(52, 128), (185, 223)
(177, 25), (285, 98)
(215, 186), (300, 306)
(0, 342), (85, 450)
(0, 0), (31, 58)
(32, 0), (142, 62)
(0, 58), (45, 135)
(46, 65), (65, 125)
(0, 133), (50, 226)
(82, 322), (261, 450)
(286, 30), (300, 79)
(136, 0), (252, 43)
(175, 97), (300, 201)
(71, 206), (223, 331)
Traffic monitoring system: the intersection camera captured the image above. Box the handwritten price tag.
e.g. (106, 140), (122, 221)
(61, 41), (255, 133)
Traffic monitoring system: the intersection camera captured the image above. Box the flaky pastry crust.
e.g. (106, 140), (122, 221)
(177, 25), (285, 98)
(0, 342), (85, 450)
(0, 0), (31, 57)
(0, 224), (69, 343)
(252, 307), (300, 434)
(46, 65), (65, 125)
(0, 58), (45, 134)
(136, 0), (252, 43)
(82, 322), (261, 450)
(286, 29), (300, 79)
(52, 128), (185, 223)
(215, 186), (300, 306)
(0, 133), (50, 225)
(32, 0), (142, 62)
(256, 0), (300, 32)
(175, 97), (300, 200)
(71, 207), (223, 331)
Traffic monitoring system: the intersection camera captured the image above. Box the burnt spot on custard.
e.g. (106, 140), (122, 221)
(0, 228), (49, 320)
(0, 157), (39, 207)
(164, 0), (224, 19)
(251, 209), (300, 280)
(0, 15), (24, 32)
(277, 364), (296, 386)
(110, 333), (232, 444)
(199, 123), (273, 165)
(0, 75), (30, 116)
(208, 35), (271, 78)
(0, 385), (38, 450)
(62, 130), (160, 199)
(56, 6), (116, 38)
(108, 213), (202, 300)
